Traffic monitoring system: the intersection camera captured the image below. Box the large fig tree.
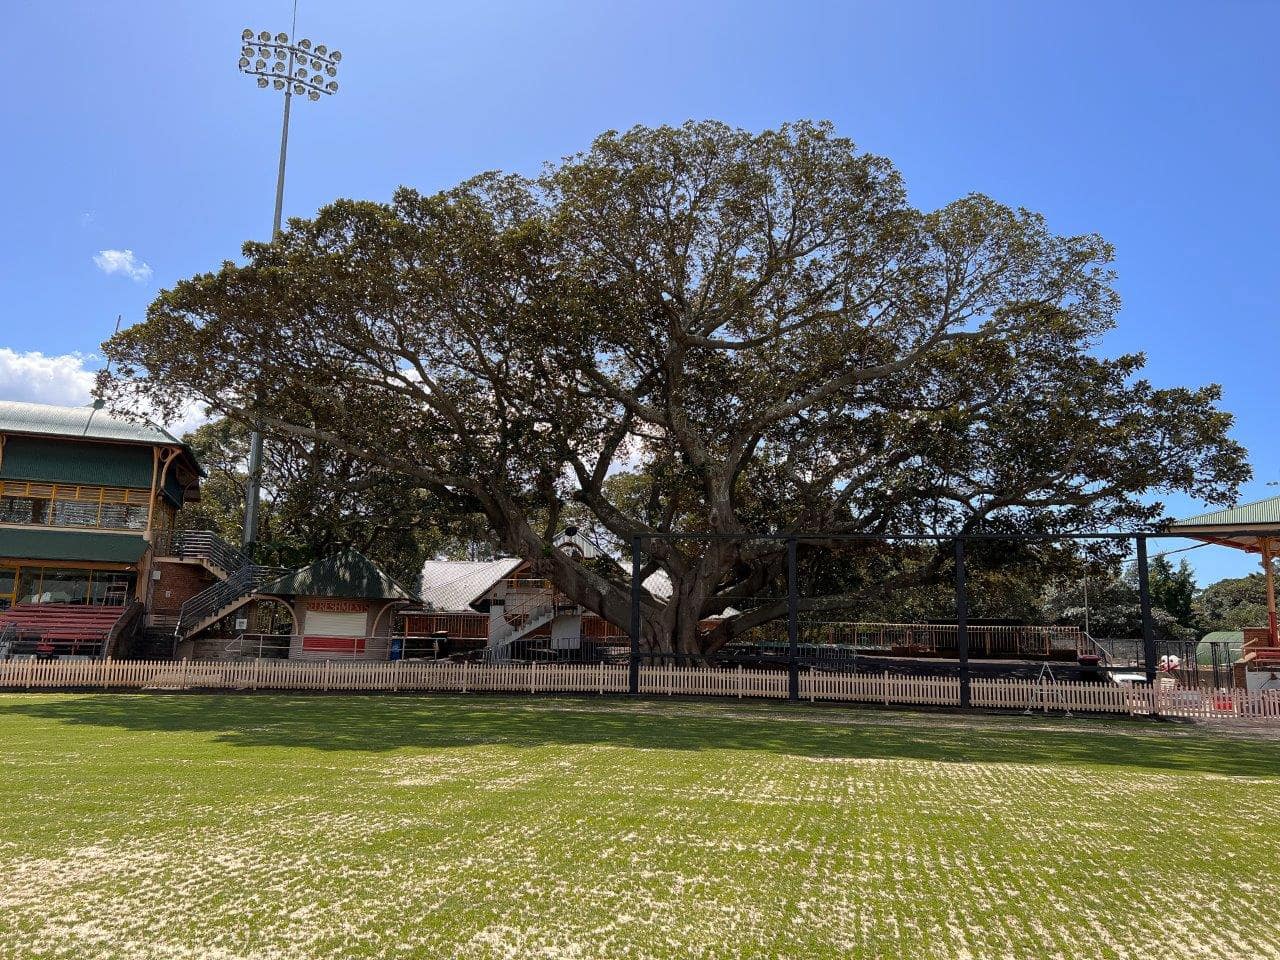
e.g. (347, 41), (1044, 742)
(101, 120), (1248, 656)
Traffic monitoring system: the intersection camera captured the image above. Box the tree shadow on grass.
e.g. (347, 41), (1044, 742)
(3, 693), (1279, 778)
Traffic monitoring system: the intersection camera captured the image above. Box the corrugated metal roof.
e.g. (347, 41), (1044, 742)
(0, 401), (204, 494)
(420, 558), (523, 611)
(555, 530), (672, 600)
(0, 528), (148, 564)
(639, 568), (672, 601)
(0, 400), (182, 446)
(258, 548), (420, 602)
(419, 554), (672, 611)
(1169, 495), (1280, 529)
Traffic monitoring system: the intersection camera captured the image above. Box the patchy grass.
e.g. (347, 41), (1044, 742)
(1, 693), (1278, 959)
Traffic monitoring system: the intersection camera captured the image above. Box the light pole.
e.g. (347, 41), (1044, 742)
(236, 16), (343, 554)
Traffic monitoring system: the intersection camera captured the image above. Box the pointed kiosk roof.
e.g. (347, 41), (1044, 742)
(258, 548), (420, 603)
(1168, 495), (1280, 644)
(1166, 495), (1280, 554)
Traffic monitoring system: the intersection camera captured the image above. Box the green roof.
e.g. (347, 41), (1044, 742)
(257, 548), (420, 602)
(0, 400), (183, 446)
(1169, 495), (1280, 530)
(1201, 630), (1245, 644)
(1, 401), (204, 499)
(0, 528), (148, 564)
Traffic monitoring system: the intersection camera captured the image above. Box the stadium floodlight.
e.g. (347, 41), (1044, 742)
(235, 7), (345, 554)
(238, 27), (343, 136)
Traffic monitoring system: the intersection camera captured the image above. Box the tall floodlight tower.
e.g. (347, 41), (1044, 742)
(236, 15), (342, 553)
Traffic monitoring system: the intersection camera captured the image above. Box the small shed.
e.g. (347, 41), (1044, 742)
(256, 548), (420, 660)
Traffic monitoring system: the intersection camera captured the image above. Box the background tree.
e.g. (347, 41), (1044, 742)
(1148, 555), (1197, 631)
(1041, 563), (1193, 641)
(182, 417), (494, 585)
(100, 120), (1249, 655)
(1193, 570), (1273, 633)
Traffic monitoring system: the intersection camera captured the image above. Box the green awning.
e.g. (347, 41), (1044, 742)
(0, 528), (148, 564)
(1171, 495), (1280, 529)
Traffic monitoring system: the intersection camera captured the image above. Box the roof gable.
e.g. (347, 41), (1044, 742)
(258, 548), (419, 602)
(420, 558), (523, 611)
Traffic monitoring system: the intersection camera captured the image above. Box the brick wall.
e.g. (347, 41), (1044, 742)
(150, 560), (217, 617)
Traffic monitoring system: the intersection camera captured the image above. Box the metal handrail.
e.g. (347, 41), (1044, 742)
(484, 584), (566, 661)
(153, 529), (250, 576)
(1085, 635), (1146, 668)
(1085, 631), (1115, 665)
(747, 621), (1085, 657)
(175, 564), (287, 637)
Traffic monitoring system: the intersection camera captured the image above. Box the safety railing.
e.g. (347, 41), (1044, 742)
(175, 564), (288, 638)
(484, 587), (576, 659)
(152, 529), (249, 577)
(744, 622), (1087, 657)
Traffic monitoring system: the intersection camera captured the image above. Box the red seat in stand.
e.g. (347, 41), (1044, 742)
(0, 603), (127, 645)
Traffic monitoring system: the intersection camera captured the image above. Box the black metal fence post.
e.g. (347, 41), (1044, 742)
(787, 537), (799, 701)
(1136, 535), (1157, 685)
(630, 535), (641, 695)
(954, 537), (970, 708)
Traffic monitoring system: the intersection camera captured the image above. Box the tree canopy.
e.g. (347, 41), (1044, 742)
(100, 120), (1249, 654)
(1193, 571), (1273, 633)
(181, 417), (492, 585)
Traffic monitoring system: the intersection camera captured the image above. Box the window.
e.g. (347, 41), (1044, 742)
(36, 569), (92, 604)
(0, 569), (15, 611)
(14, 568), (133, 606)
(16, 569), (43, 604)
(50, 500), (101, 527)
(0, 485), (149, 531)
(0, 496), (46, 525)
(99, 502), (148, 530)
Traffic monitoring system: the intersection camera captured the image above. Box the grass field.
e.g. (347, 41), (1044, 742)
(1, 694), (1278, 960)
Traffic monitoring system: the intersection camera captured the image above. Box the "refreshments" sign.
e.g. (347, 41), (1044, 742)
(306, 599), (369, 614)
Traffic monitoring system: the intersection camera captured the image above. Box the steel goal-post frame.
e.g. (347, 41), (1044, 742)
(625, 529), (1280, 701)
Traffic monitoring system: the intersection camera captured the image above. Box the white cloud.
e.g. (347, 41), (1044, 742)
(162, 403), (210, 439)
(93, 248), (153, 282)
(0, 348), (97, 406)
(0, 348), (207, 437)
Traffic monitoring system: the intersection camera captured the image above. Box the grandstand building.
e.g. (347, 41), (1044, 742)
(0, 400), (203, 657)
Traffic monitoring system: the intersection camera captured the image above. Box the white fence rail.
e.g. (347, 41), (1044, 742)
(2, 658), (1279, 723)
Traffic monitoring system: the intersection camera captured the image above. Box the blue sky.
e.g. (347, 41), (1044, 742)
(1, 0), (1275, 583)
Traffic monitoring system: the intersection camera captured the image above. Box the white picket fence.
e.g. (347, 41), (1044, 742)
(2, 658), (1278, 723)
